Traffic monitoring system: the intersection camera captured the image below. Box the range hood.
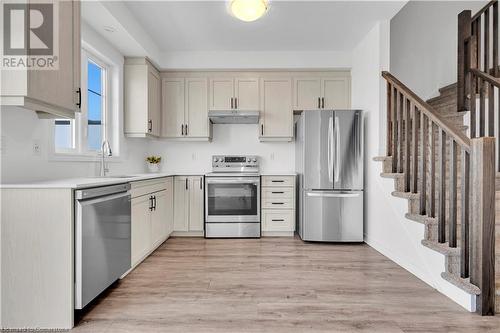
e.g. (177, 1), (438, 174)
(208, 110), (260, 124)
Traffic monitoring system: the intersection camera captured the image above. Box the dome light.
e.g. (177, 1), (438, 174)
(230, 0), (268, 22)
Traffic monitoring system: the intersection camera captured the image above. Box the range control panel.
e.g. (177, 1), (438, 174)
(212, 155), (259, 173)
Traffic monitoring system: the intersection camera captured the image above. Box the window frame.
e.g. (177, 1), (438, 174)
(51, 47), (118, 161)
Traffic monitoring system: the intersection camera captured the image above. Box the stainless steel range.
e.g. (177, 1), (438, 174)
(205, 155), (261, 238)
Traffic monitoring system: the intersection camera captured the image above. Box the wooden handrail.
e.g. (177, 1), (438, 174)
(471, 68), (500, 87)
(472, 0), (498, 21)
(382, 71), (471, 151)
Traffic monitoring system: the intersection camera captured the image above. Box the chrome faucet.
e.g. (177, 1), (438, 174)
(100, 140), (112, 177)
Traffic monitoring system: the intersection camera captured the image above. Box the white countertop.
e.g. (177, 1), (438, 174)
(0, 173), (177, 189)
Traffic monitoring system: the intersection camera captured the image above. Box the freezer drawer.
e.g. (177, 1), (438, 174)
(302, 190), (363, 242)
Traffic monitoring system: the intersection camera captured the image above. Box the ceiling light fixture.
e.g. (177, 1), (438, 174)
(230, 0), (268, 22)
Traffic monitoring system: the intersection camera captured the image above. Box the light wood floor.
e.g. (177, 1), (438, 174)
(73, 237), (500, 332)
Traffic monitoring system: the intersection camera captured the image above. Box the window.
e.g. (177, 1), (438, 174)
(54, 49), (110, 156)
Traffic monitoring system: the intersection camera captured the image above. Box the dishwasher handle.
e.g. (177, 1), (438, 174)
(75, 183), (131, 200)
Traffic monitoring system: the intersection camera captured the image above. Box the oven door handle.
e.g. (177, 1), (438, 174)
(206, 178), (260, 184)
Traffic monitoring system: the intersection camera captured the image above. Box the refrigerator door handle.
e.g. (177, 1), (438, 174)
(334, 116), (340, 183)
(306, 191), (361, 198)
(328, 116), (333, 183)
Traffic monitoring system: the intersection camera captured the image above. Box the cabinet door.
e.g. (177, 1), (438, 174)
(147, 67), (161, 136)
(28, 0), (78, 112)
(174, 177), (189, 232)
(161, 78), (185, 137)
(165, 178), (174, 236)
(260, 78), (293, 139)
(189, 177), (204, 232)
(235, 78), (259, 110)
(185, 78), (209, 138)
(131, 195), (152, 266)
(209, 78), (234, 110)
(293, 78), (321, 110)
(151, 190), (167, 248)
(322, 77), (351, 109)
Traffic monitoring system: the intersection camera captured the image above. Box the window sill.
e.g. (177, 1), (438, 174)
(49, 153), (123, 163)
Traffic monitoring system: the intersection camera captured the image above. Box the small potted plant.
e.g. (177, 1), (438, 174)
(146, 155), (162, 173)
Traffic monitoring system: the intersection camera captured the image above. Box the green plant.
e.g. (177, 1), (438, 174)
(146, 155), (162, 164)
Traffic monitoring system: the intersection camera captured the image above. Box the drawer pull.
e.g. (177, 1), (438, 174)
(271, 191), (284, 194)
(271, 202), (284, 205)
(271, 219), (285, 222)
(271, 180), (284, 183)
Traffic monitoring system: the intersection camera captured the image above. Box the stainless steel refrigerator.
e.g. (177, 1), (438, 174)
(296, 109), (364, 242)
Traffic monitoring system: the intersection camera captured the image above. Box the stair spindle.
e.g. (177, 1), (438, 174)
(430, 121), (436, 218)
(461, 149), (471, 278)
(438, 129), (447, 243)
(419, 112), (428, 215)
(404, 97), (411, 191)
(411, 104), (419, 193)
(449, 140), (458, 248)
(392, 86), (398, 172)
(398, 92), (404, 173)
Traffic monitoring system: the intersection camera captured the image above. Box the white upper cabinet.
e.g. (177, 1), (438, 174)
(209, 77), (259, 111)
(294, 78), (321, 110)
(209, 78), (234, 110)
(234, 78), (259, 110)
(161, 78), (185, 138)
(322, 77), (351, 109)
(293, 76), (351, 110)
(161, 76), (210, 140)
(124, 58), (161, 137)
(185, 78), (209, 138)
(0, 0), (81, 118)
(260, 78), (293, 141)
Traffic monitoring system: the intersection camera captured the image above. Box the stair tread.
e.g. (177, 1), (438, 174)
(380, 172), (404, 179)
(421, 239), (460, 256)
(441, 272), (481, 295)
(391, 191), (419, 199)
(373, 156), (392, 162)
(405, 213), (438, 225)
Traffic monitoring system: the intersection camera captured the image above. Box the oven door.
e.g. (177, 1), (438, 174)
(205, 177), (260, 223)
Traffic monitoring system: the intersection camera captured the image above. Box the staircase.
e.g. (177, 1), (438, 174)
(375, 1), (499, 316)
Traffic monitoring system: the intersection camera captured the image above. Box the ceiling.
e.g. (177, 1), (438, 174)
(120, 1), (406, 52)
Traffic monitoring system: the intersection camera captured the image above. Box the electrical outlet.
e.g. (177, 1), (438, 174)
(33, 140), (41, 156)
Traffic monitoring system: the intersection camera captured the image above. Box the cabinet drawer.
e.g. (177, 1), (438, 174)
(262, 210), (295, 232)
(262, 187), (294, 199)
(262, 197), (294, 209)
(131, 177), (168, 198)
(262, 175), (295, 187)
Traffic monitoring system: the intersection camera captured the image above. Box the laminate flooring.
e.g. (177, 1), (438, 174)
(73, 237), (500, 332)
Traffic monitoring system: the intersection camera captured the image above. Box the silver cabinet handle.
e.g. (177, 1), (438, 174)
(306, 192), (360, 198)
(181, 124), (184, 136)
(185, 124), (188, 136)
(318, 97), (321, 109)
(231, 97), (234, 109)
(185, 178), (188, 190)
(200, 177), (203, 190)
(261, 124), (264, 136)
(322, 97), (325, 109)
(328, 116), (333, 183)
(234, 97), (238, 109)
(148, 120), (152, 132)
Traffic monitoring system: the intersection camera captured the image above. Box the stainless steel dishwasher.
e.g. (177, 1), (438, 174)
(74, 183), (131, 309)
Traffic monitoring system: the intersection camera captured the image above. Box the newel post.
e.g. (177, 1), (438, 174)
(470, 137), (496, 315)
(458, 10), (472, 112)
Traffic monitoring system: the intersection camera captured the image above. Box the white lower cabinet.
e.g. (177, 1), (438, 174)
(261, 175), (296, 236)
(131, 177), (174, 268)
(173, 176), (204, 235)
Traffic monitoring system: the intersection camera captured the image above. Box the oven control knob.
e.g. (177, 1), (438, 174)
(247, 158), (251, 162)
(214, 158), (218, 162)
(252, 158), (257, 162)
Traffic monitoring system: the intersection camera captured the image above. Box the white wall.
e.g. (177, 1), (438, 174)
(390, 1), (486, 100)
(0, 23), (149, 183)
(148, 124), (295, 174)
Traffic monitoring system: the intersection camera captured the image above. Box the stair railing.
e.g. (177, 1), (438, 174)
(458, 1), (500, 170)
(383, 71), (496, 315)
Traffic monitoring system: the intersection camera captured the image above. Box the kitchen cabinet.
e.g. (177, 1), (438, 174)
(173, 176), (204, 235)
(259, 78), (293, 141)
(124, 57), (161, 137)
(131, 177), (173, 267)
(293, 76), (351, 110)
(0, 0), (81, 119)
(209, 77), (259, 111)
(261, 175), (296, 236)
(161, 77), (210, 140)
